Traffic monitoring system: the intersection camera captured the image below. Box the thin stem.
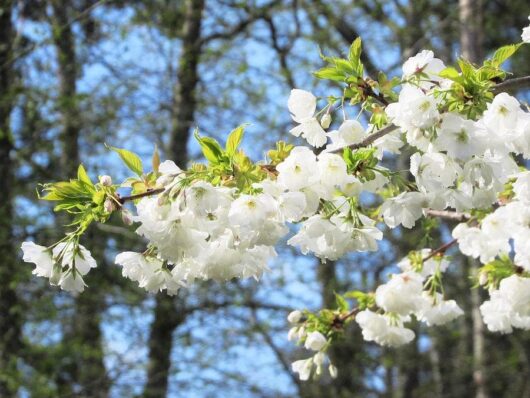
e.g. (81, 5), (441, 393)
(339, 307), (360, 322)
(423, 238), (458, 262)
(363, 83), (389, 106)
(493, 76), (530, 94)
(330, 123), (399, 154)
(118, 188), (165, 204)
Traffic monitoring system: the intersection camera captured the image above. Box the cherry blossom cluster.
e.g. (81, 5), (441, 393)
(287, 311), (338, 381)
(356, 253), (463, 347)
(285, 31), (530, 378)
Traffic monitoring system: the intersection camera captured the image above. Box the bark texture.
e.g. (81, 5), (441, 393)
(0, 1), (22, 396)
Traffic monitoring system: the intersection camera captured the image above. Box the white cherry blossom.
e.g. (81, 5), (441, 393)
(288, 89), (327, 147)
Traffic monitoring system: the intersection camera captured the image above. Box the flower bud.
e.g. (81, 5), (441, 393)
(320, 113), (332, 129)
(287, 327), (298, 341)
(104, 198), (116, 213)
(304, 331), (327, 351)
(99, 175), (112, 186)
(287, 310), (302, 324)
(297, 326), (306, 340)
(313, 351), (325, 366)
(121, 209), (133, 225)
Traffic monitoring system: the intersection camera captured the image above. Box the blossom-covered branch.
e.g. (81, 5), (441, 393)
(20, 19), (530, 383)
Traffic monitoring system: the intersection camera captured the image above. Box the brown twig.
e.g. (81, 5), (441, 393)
(338, 307), (361, 322)
(423, 238), (458, 262)
(492, 76), (530, 94)
(330, 123), (399, 154)
(118, 188), (165, 204)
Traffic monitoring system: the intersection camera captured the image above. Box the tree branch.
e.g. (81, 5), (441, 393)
(330, 123), (399, 154)
(118, 188), (165, 204)
(492, 76), (530, 94)
(423, 239), (458, 262)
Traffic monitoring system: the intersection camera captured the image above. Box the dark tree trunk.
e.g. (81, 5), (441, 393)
(51, 1), (80, 172)
(168, 0), (204, 165)
(51, 2), (109, 396)
(143, 1), (205, 397)
(0, 1), (22, 396)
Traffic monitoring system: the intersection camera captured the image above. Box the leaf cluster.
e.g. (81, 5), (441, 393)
(193, 125), (268, 192)
(342, 147), (378, 181)
(437, 44), (522, 118)
(39, 165), (114, 229)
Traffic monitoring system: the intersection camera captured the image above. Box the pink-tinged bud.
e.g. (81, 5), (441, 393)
(121, 209), (133, 225)
(104, 198), (116, 213)
(320, 113), (332, 129)
(99, 175), (112, 186)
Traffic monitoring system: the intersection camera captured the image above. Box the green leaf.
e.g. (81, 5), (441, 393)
(491, 43), (521, 66)
(438, 66), (461, 81)
(343, 290), (375, 310)
(226, 125), (246, 156)
(348, 37), (362, 64)
(77, 164), (93, 187)
(335, 293), (350, 312)
(348, 37), (363, 76)
(457, 58), (476, 79)
(106, 144), (144, 177)
(342, 147), (354, 167)
(333, 58), (355, 74)
(194, 129), (224, 164)
(313, 66), (346, 82)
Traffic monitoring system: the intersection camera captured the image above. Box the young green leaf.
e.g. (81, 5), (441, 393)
(77, 164), (93, 187)
(106, 144), (144, 177)
(348, 37), (364, 76)
(335, 293), (350, 312)
(194, 129), (224, 164)
(438, 66), (461, 81)
(314, 66), (346, 82)
(348, 37), (362, 64)
(490, 43), (522, 67)
(226, 125), (246, 156)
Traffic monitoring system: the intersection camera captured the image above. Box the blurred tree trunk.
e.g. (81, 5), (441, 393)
(50, 1), (110, 396)
(459, 0), (484, 63)
(0, 1), (22, 396)
(459, 2), (487, 398)
(143, 1), (205, 397)
(168, 0), (204, 164)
